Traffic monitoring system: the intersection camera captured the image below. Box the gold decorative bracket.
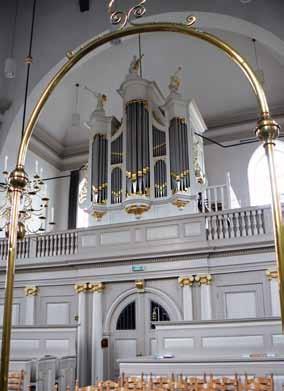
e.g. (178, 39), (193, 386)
(135, 279), (145, 293)
(75, 282), (105, 293)
(24, 286), (39, 296)
(178, 276), (195, 287)
(266, 269), (279, 280)
(108, 0), (147, 29)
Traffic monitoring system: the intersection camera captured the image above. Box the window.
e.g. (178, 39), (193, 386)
(150, 301), (170, 328)
(116, 301), (136, 330)
(248, 141), (284, 206)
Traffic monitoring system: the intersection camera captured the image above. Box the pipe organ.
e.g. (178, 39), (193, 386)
(81, 58), (207, 223)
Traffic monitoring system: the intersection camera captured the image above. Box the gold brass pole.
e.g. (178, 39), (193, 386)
(256, 116), (284, 322)
(0, 167), (27, 391)
(0, 22), (282, 390)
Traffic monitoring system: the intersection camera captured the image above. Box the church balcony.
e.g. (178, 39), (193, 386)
(0, 205), (276, 268)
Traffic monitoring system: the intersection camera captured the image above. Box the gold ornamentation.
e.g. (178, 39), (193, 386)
(195, 274), (213, 286)
(108, 0), (146, 29)
(178, 276), (195, 287)
(125, 203), (151, 217)
(171, 199), (189, 209)
(92, 210), (106, 221)
(24, 286), (39, 296)
(266, 269), (279, 280)
(74, 282), (105, 293)
(135, 280), (144, 292)
(185, 15), (197, 27)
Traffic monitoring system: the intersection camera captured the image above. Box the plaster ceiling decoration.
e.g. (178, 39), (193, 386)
(35, 27), (284, 167)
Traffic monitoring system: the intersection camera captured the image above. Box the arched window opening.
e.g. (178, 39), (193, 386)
(248, 141), (284, 206)
(116, 301), (136, 330)
(150, 301), (170, 329)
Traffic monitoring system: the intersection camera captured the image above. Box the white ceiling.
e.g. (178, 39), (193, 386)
(37, 28), (284, 149)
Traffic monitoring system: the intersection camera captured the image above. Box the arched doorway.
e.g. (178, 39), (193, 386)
(106, 289), (179, 378)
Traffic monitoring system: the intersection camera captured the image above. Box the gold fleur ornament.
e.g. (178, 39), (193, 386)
(108, 0), (147, 29)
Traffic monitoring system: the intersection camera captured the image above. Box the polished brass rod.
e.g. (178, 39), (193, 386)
(0, 190), (21, 391)
(265, 142), (284, 324)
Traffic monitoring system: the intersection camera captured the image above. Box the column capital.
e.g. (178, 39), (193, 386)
(266, 269), (278, 280)
(135, 279), (145, 292)
(178, 276), (194, 287)
(75, 282), (105, 293)
(24, 286), (39, 296)
(195, 274), (213, 286)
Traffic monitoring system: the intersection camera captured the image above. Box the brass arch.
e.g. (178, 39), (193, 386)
(1, 21), (283, 391)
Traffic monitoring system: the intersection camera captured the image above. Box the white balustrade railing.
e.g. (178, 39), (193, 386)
(35, 230), (78, 258)
(201, 184), (228, 213)
(0, 206), (274, 262)
(206, 207), (265, 240)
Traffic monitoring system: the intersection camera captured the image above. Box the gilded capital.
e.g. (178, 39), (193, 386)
(75, 282), (105, 293)
(24, 286), (39, 296)
(178, 276), (194, 287)
(135, 280), (144, 292)
(266, 269), (278, 280)
(195, 274), (213, 286)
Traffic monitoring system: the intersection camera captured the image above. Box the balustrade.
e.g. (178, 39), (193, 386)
(206, 207), (266, 241)
(0, 206), (273, 262)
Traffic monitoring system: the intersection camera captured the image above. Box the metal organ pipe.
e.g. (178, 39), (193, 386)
(169, 118), (190, 193)
(92, 134), (108, 204)
(126, 101), (150, 196)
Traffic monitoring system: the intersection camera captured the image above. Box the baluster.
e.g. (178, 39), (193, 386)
(214, 187), (218, 212)
(228, 213), (234, 238)
(240, 211), (246, 237)
(217, 214), (224, 239)
(74, 232), (78, 254)
(43, 235), (47, 257)
(234, 212), (240, 237)
(211, 215), (217, 240)
(257, 209), (264, 234)
(246, 210), (252, 236)
(207, 188), (212, 212)
(220, 186), (225, 211)
(207, 217), (212, 240)
(223, 213), (229, 239)
(202, 191), (206, 213)
(251, 209), (258, 235)
(69, 232), (74, 254)
(67, 233), (71, 255)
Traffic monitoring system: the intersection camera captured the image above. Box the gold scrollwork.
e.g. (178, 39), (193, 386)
(108, 0), (147, 29)
(185, 15), (197, 27)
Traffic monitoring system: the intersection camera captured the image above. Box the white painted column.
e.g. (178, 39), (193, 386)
(196, 275), (213, 320)
(91, 282), (105, 384)
(266, 270), (281, 316)
(75, 283), (90, 387)
(24, 286), (38, 325)
(178, 277), (194, 320)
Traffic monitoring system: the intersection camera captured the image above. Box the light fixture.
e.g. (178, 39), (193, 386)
(0, 158), (55, 237)
(4, 0), (18, 79)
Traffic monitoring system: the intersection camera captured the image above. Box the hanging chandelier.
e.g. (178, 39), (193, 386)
(0, 159), (55, 238)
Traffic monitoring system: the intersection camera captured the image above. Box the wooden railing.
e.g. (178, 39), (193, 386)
(206, 207), (265, 240)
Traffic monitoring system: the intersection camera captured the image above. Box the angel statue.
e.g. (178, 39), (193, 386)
(84, 86), (107, 111)
(168, 66), (182, 93)
(129, 54), (144, 75)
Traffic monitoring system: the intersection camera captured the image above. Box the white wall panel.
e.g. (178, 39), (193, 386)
(164, 337), (194, 351)
(225, 291), (256, 319)
(46, 302), (70, 325)
(202, 335), (263, 348)
(146, 225), (178, 241)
